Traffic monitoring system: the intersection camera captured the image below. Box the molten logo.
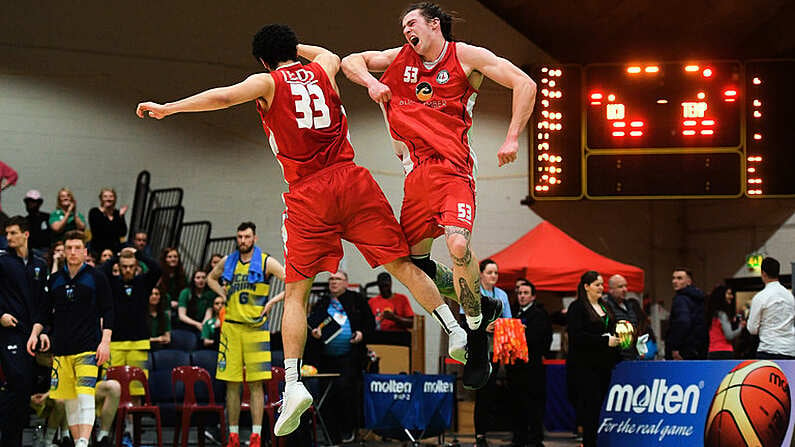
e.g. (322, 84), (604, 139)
(415, 82), (433, 102)
(605, 379), (701, 414)
(423, 380), (454, 393)
(370, 379), (412, 394)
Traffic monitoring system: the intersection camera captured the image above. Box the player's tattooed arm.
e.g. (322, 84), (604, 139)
(458, 277), (482, 316)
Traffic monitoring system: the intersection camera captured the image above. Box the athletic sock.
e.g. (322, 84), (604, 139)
(431, 304), (460, 334)
(75, 438), (89, 447)
(98, 430), (110, 441)
(284, 358), (302, 383)
(252, 425), (261, 435)
(230, 425), (239, 434)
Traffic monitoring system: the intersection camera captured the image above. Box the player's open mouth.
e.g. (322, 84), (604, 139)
(410, 36), (419, 46)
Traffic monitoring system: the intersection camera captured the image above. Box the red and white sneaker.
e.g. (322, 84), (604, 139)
(225, 432), (239, 447)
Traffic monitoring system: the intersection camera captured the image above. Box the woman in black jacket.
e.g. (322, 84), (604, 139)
(567, 271), (621, 447)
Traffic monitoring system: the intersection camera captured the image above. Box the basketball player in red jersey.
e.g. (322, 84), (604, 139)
(136, 24), (468, 440)
(342, 3), (537, 389)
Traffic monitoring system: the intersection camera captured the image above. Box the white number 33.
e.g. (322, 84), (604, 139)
(291, 83), (331, 129)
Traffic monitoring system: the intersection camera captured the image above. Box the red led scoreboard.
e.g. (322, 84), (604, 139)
(530, 60), (795, 199)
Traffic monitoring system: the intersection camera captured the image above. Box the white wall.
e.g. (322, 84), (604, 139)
(1, 0), (552, 372)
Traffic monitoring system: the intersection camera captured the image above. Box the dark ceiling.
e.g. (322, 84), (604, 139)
(478, 0), (795, 64)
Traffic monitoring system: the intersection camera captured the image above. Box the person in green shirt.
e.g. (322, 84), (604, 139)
(49, 187), (86, 241)
(177, 270), (216, 333)
(148, 287), (171, 348)
(201, 296), (225, 350)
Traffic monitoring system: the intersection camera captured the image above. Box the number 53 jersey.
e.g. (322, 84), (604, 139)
(257, 61), (355, 185)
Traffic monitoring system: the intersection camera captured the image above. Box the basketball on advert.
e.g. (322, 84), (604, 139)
(704, 360), (791, 446)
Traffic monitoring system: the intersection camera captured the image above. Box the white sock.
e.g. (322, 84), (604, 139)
(431, 304), (460, 335)
(252, 425), (261, 435)
(230, 425), (239, 434)
(75, 438), (89, 447)
(284, 358), (301, 384)
(466, 314), (483, 331)
(98, 430), (110, 441)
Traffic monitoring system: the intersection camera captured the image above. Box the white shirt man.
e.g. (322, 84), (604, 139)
(747, 257), (795, 359)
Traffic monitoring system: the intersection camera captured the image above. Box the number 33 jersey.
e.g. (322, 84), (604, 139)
(257, 61), (355, 185)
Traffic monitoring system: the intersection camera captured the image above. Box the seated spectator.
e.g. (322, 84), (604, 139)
(48, 240), (65, 274)
(126, 230), (152, 258)
(89, 187), (128, 255)
(369, 272), (414, 331)
(86, 251), (97, 267)
(99, 248), (114, 264)
(158, 247), (187, 314)
(148, 288), (171, 348)
(23, 189), (52, 257)
(49, 187), (86, 241)
(204, 252), (223, 273)
(177, 270), (216, 333)
(202, 296), (224, 350)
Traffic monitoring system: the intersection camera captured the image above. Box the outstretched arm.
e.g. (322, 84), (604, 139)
(136, 73), (274, 119)
(341, 48), (401, 103)
(457, 43), (537, 167)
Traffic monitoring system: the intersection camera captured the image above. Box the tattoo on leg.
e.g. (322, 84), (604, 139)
(445, 226), (472, 239)
(445, 226), (472, 267)
(452, 248), (472, 267)
(458, 277), (481, 316)
(434, 260), (455, 297)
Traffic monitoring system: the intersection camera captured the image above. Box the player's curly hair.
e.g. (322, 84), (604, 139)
(400, 2), (459, 41)
(252, 24), (298, 69)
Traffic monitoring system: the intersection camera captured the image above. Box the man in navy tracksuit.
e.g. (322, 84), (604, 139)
(0, 216), (49, 446)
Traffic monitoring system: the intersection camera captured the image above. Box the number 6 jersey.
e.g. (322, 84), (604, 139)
(257, 61), (355, 185)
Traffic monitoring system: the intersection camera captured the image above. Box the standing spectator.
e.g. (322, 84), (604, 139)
(23, 189), (52, 257)
(158, 247), (187, 314)
(99, 246), (161, 445)
(0, 161), (18, 223)
(202, 296), (224, 350)
(747, 257), (795, 359)
(307, 271), (374, 445)
(177, 270), (216, 334)
(665, 268), (707, 360)
(604, 274), (643, 361)
(566, 271), (620, 447)
(507, 280), (552, 447)
(369, 272), (414, 332)
(49, 187), (86, 242)
(706, 285), (744, 359)
(0, 216), (49, 446)
(472, 259), (512, 447)
(88, 188), (128, 255)
(147, 288), (171, 349)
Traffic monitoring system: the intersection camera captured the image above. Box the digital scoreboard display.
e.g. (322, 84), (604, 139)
(529, 59), (795, 200)
(586, 62), (742, 150)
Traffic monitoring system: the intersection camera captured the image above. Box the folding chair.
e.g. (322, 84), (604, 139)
(106, 366), (163, 447)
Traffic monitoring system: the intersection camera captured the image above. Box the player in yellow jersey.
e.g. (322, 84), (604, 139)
(208, 222), (285, 447)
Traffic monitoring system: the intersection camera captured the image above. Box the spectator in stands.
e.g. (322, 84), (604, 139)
(48, 239), (65, 274)
(147, 287), (171, 349)
(747, 257), (795, 359)
(665, 268), (707, 360)
(604, 274), (643, 361)
(307, 271), (375, 445)
(129, 230), (152, 258)
(507, 279), (552, 447)
(177, 270), (216, 333)
(23, 189), (53, 257)
(202, 296), (224, 350)
(89, 188), (128, 255)
(99, 248), (114, 264)
(0, 160), (18, 224)
(205, 252), (223, 273)
(158, 247), (187, 313)
(706, 285), (744, 359)
(566, 271), (620, 447)
(49, 187), (86, 241)
(472, 258), (512, 447)
(85, 251), (96, 267)
(369, 272), (414, 331)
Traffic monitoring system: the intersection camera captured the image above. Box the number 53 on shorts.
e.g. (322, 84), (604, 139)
(457, 203), (473, 224)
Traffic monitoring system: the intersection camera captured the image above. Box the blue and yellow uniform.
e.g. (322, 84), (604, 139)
(217, 250), (272, 382)
(46, 264), (113, 399)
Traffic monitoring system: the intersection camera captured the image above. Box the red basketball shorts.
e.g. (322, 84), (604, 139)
(400, 157), (477, 246)
(281, 162), (409, 283)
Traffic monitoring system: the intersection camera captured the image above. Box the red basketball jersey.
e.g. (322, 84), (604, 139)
(257, 62), (355, 185)
(379, 42), (479, 176)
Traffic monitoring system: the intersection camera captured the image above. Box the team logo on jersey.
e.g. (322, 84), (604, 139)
(65, 285), (75, 301)
(415, 82), (434, 102)
(436, 69), (450, 84)
(125, 286), (133, 296)
(282, 69), (315, 84)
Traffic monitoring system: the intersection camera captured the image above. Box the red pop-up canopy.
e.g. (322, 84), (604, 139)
(489, 221), (645, 292)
